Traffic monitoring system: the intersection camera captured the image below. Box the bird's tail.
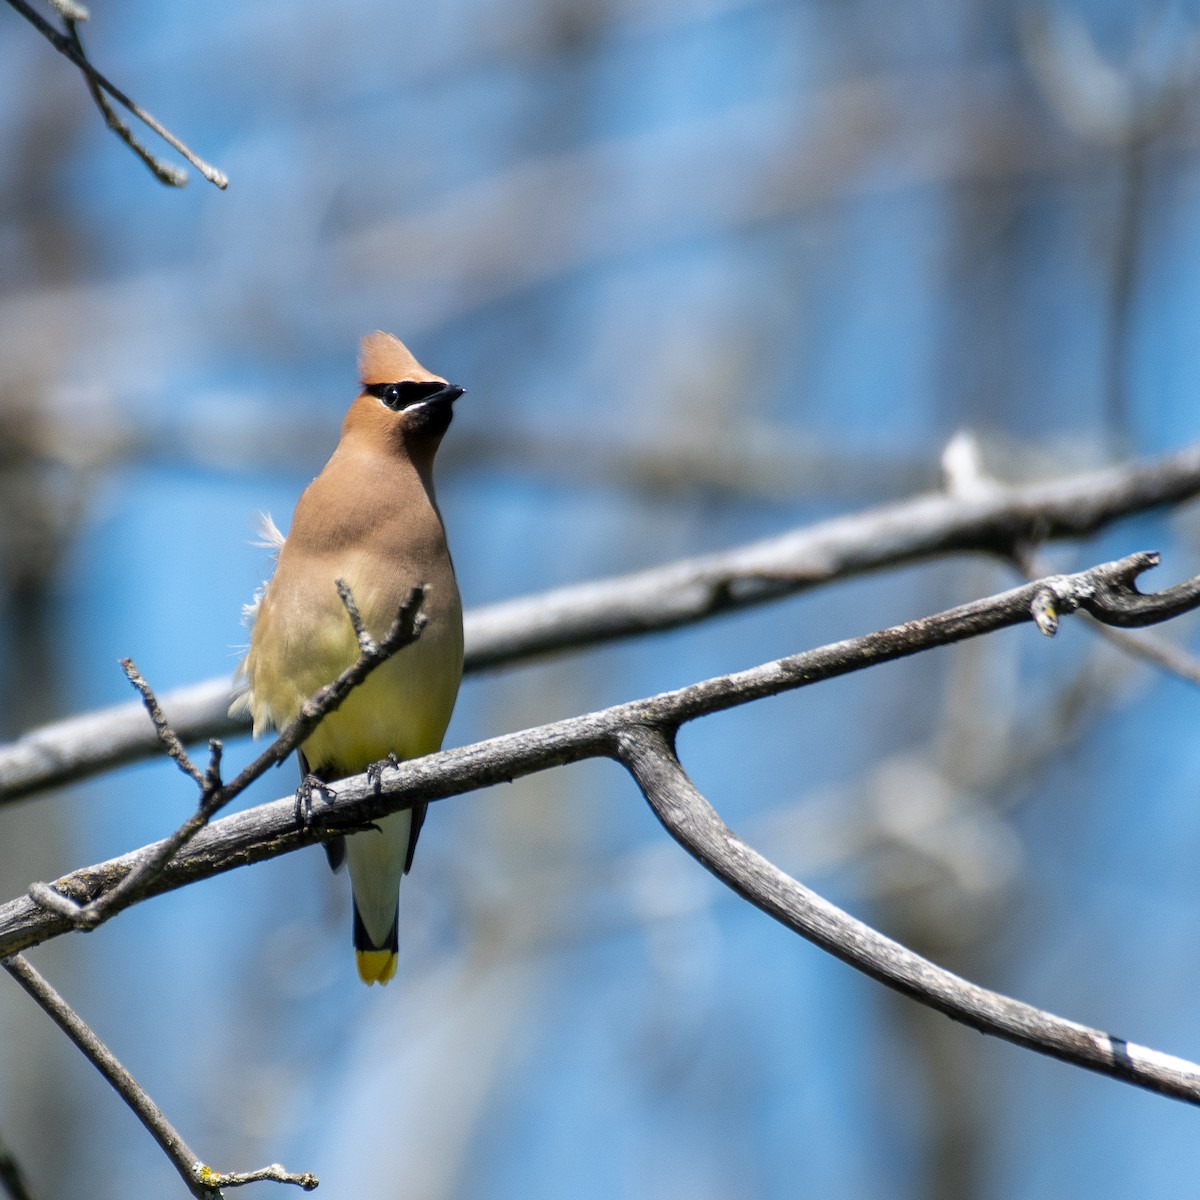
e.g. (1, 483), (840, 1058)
(345, 808), (414, 986)
(354, 901), (399, 986)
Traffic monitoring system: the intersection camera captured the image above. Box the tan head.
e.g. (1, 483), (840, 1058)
(343, 331), (464, 471)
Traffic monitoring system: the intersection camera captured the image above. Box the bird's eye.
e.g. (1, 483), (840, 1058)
(366, 380), (448, 411)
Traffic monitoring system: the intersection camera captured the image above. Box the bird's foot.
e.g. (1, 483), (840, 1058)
(366, 752), (401, 793)
(295, 774), (337, 828)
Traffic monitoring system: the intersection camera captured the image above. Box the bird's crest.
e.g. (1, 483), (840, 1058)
(359, 331), (432, 386)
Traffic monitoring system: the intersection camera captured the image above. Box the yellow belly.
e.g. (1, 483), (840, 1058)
(299, 629), (461, 774)
(241, 565), (464, 777)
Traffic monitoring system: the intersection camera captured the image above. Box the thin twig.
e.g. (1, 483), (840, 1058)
(1012, 544), (1200, 686)
(64, 18), (188, 187)
(5, 0), (228, 188)
(28, 588), (425, 931)
(198, 1165), (318, 1192)
(121, 658), (205, 786)
(1084, 620), (1200, 685)
(204, 740), (224, 794)
(1, 954), (317, 1196)
(2, 954), (211, 1197)
(6, 443), (1200, 805)
(335, 578), (376, 655)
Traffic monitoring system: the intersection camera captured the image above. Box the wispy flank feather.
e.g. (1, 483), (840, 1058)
(230, 514), (288, 714)
(254, 512), (286, 552)
(241, 513), (285, 625)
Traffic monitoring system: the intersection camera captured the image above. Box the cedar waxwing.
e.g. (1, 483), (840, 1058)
(234, 331), (464, 985)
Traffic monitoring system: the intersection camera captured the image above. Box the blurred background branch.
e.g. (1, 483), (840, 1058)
(0, 1129), (39, 1200)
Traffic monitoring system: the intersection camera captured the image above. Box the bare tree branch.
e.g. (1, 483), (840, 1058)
(2, 553), (1197, 1108)
(4, 0), (228, 188)
(613, 723), (1200, 1104)
(4, 443), (1200, 806)
(1, 955), (317, 1196)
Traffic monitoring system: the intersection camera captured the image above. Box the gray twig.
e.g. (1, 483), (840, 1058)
(6, 443), (1200, 805)
(199, 1165), (318, 1192)
(121, 657), (205, 786)
(204, 740), (224, 794)
(4, 555), (1200, 1108)
(2, 952), (205, 1193)
(8, 955), (226, 1190)
(1, 954), (316, 1195)
(4, 0), (228, 188)
(335, 578), (377, 655)
(63, 18), (187, 186)
(28, 587), (425, 932)
(1012, 543), (1200, 686)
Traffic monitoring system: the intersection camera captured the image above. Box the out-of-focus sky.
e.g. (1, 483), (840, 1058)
(3, 0), (1200, 1196)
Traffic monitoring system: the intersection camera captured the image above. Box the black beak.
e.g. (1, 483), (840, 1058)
(426, 383), (465, 405)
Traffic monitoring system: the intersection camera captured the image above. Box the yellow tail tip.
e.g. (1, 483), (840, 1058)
(356, 949), (398, 986)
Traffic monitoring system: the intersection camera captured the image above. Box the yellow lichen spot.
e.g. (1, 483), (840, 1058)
(1031, 589), (1059, 637)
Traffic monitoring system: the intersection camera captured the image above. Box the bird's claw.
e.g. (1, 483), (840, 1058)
(295, 773), (337, 828)
(367, 752), (401, 793)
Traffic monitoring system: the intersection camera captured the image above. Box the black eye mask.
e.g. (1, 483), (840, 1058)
(365, 381), (464, 412)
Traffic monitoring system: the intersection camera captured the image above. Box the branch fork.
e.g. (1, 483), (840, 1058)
(6, 0), (228, 187)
